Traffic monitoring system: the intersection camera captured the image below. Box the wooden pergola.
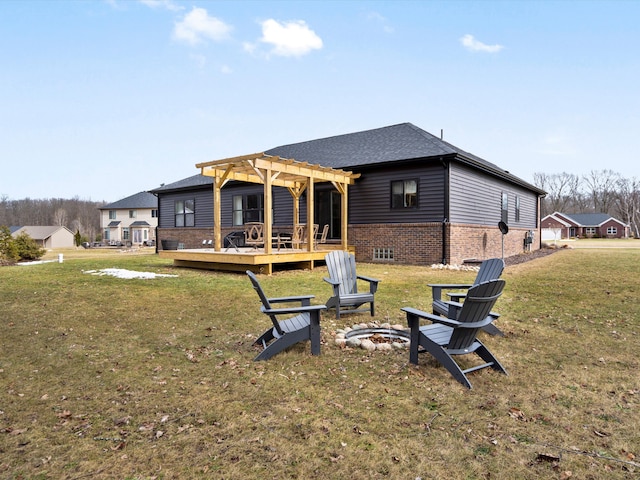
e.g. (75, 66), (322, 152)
(195, 153), (360, 254)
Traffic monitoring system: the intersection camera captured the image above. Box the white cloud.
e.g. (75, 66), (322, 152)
(259, 19), (323, 57)
(173, 7), (232, 46)
(460, 34), (504, 53)
(221, 65), (232, 74)
(366, 11), (394, 34)
(138, 0), (183, 12)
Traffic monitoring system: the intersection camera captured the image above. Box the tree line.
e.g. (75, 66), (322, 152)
(0, 196), (105, 242)
(534, 169), (639, 238)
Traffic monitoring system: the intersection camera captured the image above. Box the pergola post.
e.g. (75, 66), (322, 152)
(263, 168), (273, 254)
(213, 171), (222, 250)
(341, 182), (348, 251)
(306, 177), (314, 252)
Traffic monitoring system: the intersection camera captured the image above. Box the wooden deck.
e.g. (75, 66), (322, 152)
(159, 245), (351, 274)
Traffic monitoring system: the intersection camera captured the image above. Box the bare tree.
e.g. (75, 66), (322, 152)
(613, 177), (640, 238)
(0, 197), (103, 240)
(534, 172), (581, 217)
(583, 169), (621, 214)
(53, 208), (68, 226)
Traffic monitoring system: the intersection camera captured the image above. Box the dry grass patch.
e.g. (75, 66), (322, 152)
(1, 249), (638, 479)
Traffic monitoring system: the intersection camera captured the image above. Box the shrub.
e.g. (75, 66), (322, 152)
(0, 226), (19, 265)
(13, 232), (46, 261)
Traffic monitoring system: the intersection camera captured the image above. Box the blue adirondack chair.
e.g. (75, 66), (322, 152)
(403, 279), (507, 389)
(247, 271), (327, 361)
(323, 251), (380, 319)
(428, 258), (505, 336)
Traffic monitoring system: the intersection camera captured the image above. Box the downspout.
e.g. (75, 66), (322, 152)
(151, 191), (159, 254)
(537, 195), (542, 250)
(441, 158), (450, 265)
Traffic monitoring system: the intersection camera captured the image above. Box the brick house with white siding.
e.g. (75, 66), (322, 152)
(99, 192), (158, 246)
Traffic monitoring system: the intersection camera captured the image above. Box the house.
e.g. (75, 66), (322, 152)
(98, 192), (158, 246)
(151, 123), (546, 266)
(541, 212), (630, 240)
(11, 226), (75, 249)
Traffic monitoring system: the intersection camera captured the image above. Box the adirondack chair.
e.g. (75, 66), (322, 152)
(247, 271), (327, 361)
(403, 279), (507, 389)
(324, 251), (380, 319)
(429, 258), (505, 336)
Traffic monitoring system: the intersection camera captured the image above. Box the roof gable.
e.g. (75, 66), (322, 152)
(541, 213), (573, 227)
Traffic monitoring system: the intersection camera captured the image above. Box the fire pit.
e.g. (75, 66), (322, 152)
(334, 322), (410, 352)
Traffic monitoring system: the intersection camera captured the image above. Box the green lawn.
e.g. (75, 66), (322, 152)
(1, 248), (638, 479)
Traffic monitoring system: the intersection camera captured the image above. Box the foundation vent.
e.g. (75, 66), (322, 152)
(373, 247), (394, 261)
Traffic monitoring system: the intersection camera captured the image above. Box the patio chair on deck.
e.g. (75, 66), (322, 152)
(428, 258), (505, 336)
(324, 251), (380, 319)
(244, 222), (264, 250)
(403, 279), (507, 389)
(290, 224), (318, 249)
(315, 224), (329, 247)
(247, 271), (327, 361)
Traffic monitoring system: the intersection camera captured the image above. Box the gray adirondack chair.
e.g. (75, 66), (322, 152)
(403, 279), (507, 389)
(247, 271), (327, 361)
(429, 258), (505, 336)
(324, 251), (380, 319)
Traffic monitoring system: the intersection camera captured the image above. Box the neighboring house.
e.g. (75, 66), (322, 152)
(151, 123), (546, 265)
(98, 192), (158, 246)
(11, 226), (75, 249)
(541, 212), (630, 240)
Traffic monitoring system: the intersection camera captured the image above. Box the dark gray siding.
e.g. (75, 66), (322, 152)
(158, 188), (213, 228)
(449, 163), (538, 228)
(349, 163), (446, 224)
(219, 184), (300, 226)
(157, 183), (310, 228)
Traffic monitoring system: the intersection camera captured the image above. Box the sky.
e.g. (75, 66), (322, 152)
(1, 0), (639, 202)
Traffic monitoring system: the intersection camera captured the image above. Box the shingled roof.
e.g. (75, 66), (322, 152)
(11, 226), (73, 240)
(150, 174), (213, 193)
(151, 123), (544, 195)
(561, 213), (627, 226)
(266, 123), (455, 168)
(266, 123), (543, 193)
(100, 191), (157, 210)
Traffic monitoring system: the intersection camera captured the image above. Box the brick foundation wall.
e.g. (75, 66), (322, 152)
(448, 224), (539, 264)
(157, 228), (214, 250)
(159, 224), (540, 265)
(349, 223), (539, 266)
(349, 223), (444, 265)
